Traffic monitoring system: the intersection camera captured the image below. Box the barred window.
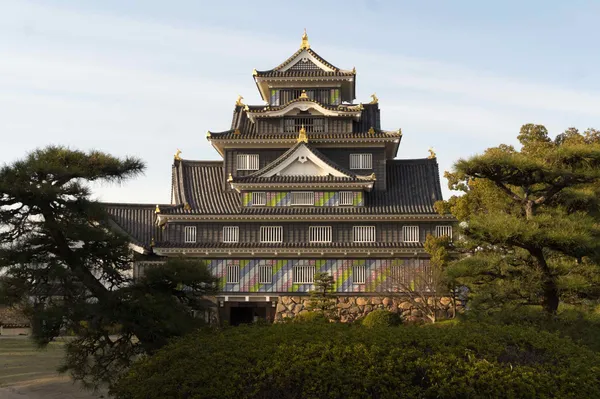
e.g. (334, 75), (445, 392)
(260, 226), (283, 243)
(259, 265), (273, 284)
(353, 265), (366, 284)
(252, 192), (266, 206)
(222, 226), (239, 243)
(237, 154), (259, 170)
(435, 225), (453, 240)
(309, 226), (332, 243)
(350, 153), (372, 169)
(184, 226), (197, 243)
(353, 226), (376, 242)
(339, 191), (354, 206)
(226, 264), (240, 284)
(291, 191), (314, 206)
(403, 226), (420, 243)
(293, 265), (316, 284)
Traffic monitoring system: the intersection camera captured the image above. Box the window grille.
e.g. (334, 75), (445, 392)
(283, 117), (326, 133)
(350, 153), (373, 169)
(184, 226), (197, 243)
(403, 226), (420, 243)
(293, 265), (316, 284)
(237, 154), (259, 170)
(339, 191), (354, 206)
(252, 192), (266, 206)
(353, 265), (366, 284)
(260, 226), (283, 243)
(226, 264), (240, 284)
(435, 225), (453, 240)
(222, 226), (239, 243)
(353, 226), (376, 242)
(309, 226), (332, 243)
(259, 265), (273, 284)
(278, 88), (340, 105)
(291, 191), (314, 206)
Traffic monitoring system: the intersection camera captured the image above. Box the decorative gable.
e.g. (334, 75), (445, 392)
(288, 58), (321, 72)
(260, 144), (350, 178)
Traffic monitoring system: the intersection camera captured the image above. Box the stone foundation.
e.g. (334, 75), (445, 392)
(274, 295), (459, 323)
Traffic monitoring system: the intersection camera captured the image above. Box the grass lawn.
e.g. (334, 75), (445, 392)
(0, 337), (104, 399)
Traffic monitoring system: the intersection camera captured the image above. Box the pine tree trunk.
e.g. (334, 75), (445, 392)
(531, 248), (559, 314)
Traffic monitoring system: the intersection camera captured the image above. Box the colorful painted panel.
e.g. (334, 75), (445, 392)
(206, 258), (429, 294)
(242, 191), (364, 207)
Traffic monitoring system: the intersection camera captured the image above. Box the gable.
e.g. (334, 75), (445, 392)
(277, 49), (335, 73)
(261, 145), (350, 178)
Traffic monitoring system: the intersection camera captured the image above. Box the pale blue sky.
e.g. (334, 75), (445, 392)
(1, 0), (599, 202)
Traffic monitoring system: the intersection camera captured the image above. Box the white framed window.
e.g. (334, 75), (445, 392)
(260, 226), (283, 243)
(252, 192), (266, 206)
(353, 265), (366, 284)
(237, 154), (259, 171)
(435, 225), (453, 240)
(403, 226), (420, 243)
(226, 264), (240, 284)
(184, 226), (197, 243)
(222, 226), (239, 243)
(350, 153), (372, 169)
(293, 265), (316, 284)
(353, 226), (376, 242)
(309, 226), (332, 243)
(259, 265), (273, 284)
(339, 191), (354, 206)
(290, 191), (314, 206)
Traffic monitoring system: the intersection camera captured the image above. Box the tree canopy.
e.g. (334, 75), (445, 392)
(0, 146), (217, 388)
(439, 125), (600, 314)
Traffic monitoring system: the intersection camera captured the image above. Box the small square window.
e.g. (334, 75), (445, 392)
(259, 265), (273, 284)
(403, 226), (420, 243)
(252, 192), (266, 206)
(222, 226), (239, 243)
(226, 264), (240, 284)
(339, 191), (354, 206)
(237, 154), (259, 171)
(435, 225), (453, 240)
(350, 154), (373, 169)
(184, 226), (197, 243)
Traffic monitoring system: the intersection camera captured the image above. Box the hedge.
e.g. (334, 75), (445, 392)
(112, 322), (600, 399)
(361, 309), (402, 328)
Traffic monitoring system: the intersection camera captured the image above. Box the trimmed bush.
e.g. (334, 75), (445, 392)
(291, 311), (329, 324)
(112, 322), (600, 399)
(361, 309), (402, 328)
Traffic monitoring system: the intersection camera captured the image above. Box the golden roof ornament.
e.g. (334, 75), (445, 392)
(368, 126), (375, 134)
(206, 131), (211, 138)
(299, 89), (308, 99)
(227, 173), (233, 183)
(398, 128), (403, 136)
(352, 66), (356, 74)
(297, 125), (308, 143)
(184, 203), (192, 211)
(174, 149), (182, 161)
(252, 68), (258, 76)
(155, 204), (161, 214)
(370, 173), (377, 181)
(300, 28), (310, 50)
(234, 128), (241, 135)
(369, 93), (379, 104)
(151, 237), (155, 247)
(428, 147), (437, 159)
(357, 103), (364, 111)
(243, 104), (250, 112)
(235, 95), (245, 106)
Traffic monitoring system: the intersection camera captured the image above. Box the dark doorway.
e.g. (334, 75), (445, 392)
(229, 306), (267, 326)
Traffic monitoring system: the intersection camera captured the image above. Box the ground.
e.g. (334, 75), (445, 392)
(0, 336), (105, 399)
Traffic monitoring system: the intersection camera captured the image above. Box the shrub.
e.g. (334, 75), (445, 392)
(291, 311), (329, 324)
(111, 322), (600, 399)
(361, 309), (402, 328)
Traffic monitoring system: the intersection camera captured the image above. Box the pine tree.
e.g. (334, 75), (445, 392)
(306, 272), (337, 320)
(0, 146), (218, 388)
(439, 125), (600, 314)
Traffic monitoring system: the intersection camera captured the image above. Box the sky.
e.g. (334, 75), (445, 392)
(1, 0), (599, 203)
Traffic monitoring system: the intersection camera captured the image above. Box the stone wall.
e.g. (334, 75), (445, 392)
(275, 295), (458, 323)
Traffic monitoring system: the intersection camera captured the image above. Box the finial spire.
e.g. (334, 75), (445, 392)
(297, 125), (308, 143)
(174, 149), (182, 161)
(370, 93), (379, 104)
(235, 95), (244, 106)
(300, 28), (310, 50)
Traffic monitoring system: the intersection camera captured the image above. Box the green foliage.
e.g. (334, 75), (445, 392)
(306, 271), (338, 320)
(290, 311), (329, 324)
(0, 147), (217, 388)
(361, 309), (402, 328)
(443, 125), (600, 314)
(112, 322), (600, 399)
